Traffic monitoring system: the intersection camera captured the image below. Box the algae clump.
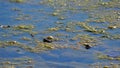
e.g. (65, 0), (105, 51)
(10, 0), (24, 3)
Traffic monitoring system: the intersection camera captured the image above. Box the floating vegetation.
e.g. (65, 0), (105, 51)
(32, 42), (55, 52)
(108, 25), (117, 29)
(0, 41), (33, 52)
(0, 0), (120, 67)
(0, 41), (19, 46)
(47, 27), (60, 32)
(14, 25), (34, 30)
(58, 16), (65, 20)
(21, 37), (31, 41)
(15, 14), (32, 21)
(98, 0), (120, 8)
(71, 34), (99, 48)
(52, 12), (59, 16)
(0, 57), (33, 68)
(110, 34), (120, 39)
(13, 25), (34, 33)
(9, 0), (24, 3)
(91, 62), (120, 68)
(97, 53), (120, 61)
(77, 22), (106, 34)
(71, 34), (97, 42)
(101, 34), (120, 40)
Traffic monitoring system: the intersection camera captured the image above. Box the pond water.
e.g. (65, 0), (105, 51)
(0, 0), (120, 68)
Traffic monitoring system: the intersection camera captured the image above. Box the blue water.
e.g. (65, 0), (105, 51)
(0, 0), (120, 68)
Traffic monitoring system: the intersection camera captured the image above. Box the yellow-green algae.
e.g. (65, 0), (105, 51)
(71, 34), (100, 47)
(14, 25), (34, 30)
(77, 22), (106, 34)
(10, 0), (24, 3)
(13, 24), (35, 33)
(0, 57), (33, 68)
(47, 27), (60, 32)
(21, 37), (32, 41)
(0, 0), (120, 65)
(97, 53), (120, 61)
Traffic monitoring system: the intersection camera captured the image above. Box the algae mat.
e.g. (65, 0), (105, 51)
(0, 0), (120, 68)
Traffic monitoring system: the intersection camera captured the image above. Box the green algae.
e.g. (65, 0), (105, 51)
(21, 37), (32, 41)
(91, 63), (120, 68)
(110, 34), (120, 39)
(108, 25), (117, 29)
(10, 0), (24, 3)
(14, 25), (34, 30)
(47, 27), (60, 32)
(38, 0), (120, 41)
(12, 25), (35, 33)
(52, 12), (59, 16)
(101, 34), (120, 40)
(0, 40), (57, 53)
(0, 0), (119, 65)
(77, 22), (106, 34)
(97, 53), (120, 61)
(0, 57), (33, 68)
(32, 42), (55, 52)
(0, 41), (20, 46)
(71, 34), (99, 47)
